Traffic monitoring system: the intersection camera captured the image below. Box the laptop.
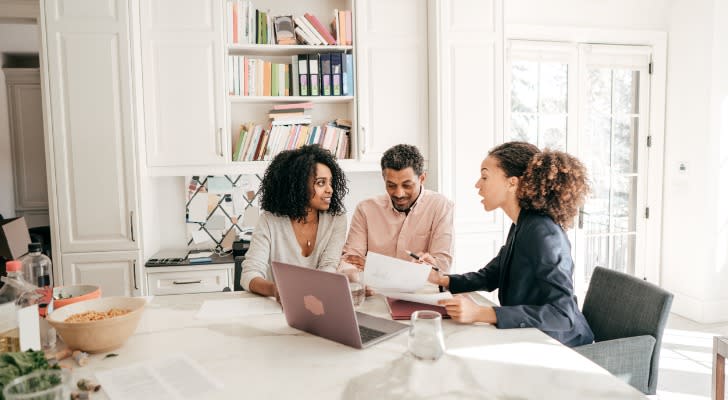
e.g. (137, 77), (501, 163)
(271, 261), (408, 349)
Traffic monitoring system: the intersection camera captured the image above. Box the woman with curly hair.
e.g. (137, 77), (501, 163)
(423, 141), (594, 347)
(241, 145), (349, 299)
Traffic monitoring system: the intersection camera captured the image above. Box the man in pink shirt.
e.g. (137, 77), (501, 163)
(339, 144), (454, 275)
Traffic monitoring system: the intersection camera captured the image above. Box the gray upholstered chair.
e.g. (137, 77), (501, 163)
(573, 266), (673, 395)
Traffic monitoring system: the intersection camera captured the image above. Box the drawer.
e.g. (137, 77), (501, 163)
(147, 269), (229, 295)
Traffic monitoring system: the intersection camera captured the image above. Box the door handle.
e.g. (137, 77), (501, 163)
(578, 208), (584, 229)
(132, 260), (138, 290)
(217, 128), (224, 157)
(173, 280), (203, 285)
(130, 211), (135, 242)
(360, 126), (366, 155)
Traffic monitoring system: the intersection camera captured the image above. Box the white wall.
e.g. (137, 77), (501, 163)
(661, 0), (728, 322)
(505, 0), (669, 31)
(0, 23), (40, 219)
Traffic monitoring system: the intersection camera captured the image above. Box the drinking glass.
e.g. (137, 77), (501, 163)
(408, 310), (446, 360)
(3, 369), (71, 400)
(349, 281), (365, 307)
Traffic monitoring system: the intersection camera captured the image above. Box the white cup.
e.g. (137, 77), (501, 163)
(408, 310), (446, 360)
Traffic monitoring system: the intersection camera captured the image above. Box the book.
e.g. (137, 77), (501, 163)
(304, 13), (336, 45)
(274, 16), (296, 45)
(272, 101), (314, 110)
(344, 11), (352, 45)
(293, 16), (322, 45)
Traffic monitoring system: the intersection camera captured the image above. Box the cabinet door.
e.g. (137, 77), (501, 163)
(4, 69), (48, 212)
(140, 0), (226, 166)
(355, 0), (429, 163)
(42, 0), (140, 253)
(61, 251), (142, 297)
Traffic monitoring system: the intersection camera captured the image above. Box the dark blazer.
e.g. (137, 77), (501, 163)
(448, 210), (594, 347)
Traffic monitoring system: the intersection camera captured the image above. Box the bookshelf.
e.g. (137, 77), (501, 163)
(224, 0), (357, 170)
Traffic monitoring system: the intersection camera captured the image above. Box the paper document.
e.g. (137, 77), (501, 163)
(195, 297), (282, 320)
(379, 291), (453, 306)
(362, 252), (430, 292)
(95, 353), (223, 400)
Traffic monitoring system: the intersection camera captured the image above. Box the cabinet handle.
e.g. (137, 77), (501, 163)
(130, 211), (135, 242)
(217, 128), (223, 157)
(360, 126), (366, 155)
(133, 260), (138, 290)
(173, 280), (203, 285)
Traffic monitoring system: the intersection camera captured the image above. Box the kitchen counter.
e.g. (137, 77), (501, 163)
(70, 291), (646, 399)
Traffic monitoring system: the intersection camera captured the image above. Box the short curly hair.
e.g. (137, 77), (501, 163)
(489, 141), (589, 229)
(380, 144), (425, 176)
(259, 145), (348, 221)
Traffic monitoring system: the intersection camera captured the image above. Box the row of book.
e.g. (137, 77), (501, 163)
(232, 122), (351, 161)
(228, 53), (354, 97)
(227, 1), (352, 46)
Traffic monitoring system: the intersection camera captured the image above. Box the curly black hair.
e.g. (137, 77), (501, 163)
(259, 145), (348, 221)
(380, 144), (425, 176)
(489, 141), (590, 229)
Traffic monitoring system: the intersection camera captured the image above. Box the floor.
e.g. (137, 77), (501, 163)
(657, 313), (724, 399)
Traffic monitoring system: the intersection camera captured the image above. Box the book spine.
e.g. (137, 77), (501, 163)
(304, 13), (336, 45)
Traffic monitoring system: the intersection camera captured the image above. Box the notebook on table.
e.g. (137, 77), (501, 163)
(385, 297), (450, 320)
(271, 261), (408, 349)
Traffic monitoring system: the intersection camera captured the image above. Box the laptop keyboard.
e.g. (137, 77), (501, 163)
(359, 325), (387, 343)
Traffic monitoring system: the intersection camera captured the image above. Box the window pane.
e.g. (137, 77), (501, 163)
(611, 175), (637, 233)
(612, 234), (636, 275)
(510, 114), (537, 143)
(538, 115), (567, 150)
(613, 70), (640, 114)
(588, 68), (612, 115)
(539, 62), (568, 113)
(511, 61), (538, 113)
(612, 116), (639, 173)
(585, 115), (611, 177)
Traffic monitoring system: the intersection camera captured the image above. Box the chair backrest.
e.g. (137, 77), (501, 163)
(582, 266), (673, 395)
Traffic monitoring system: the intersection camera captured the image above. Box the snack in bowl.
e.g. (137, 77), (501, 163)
(52, 285), (102, 309)
(46, 297), (146, 353)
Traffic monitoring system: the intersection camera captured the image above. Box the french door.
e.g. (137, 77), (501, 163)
(506, 40), (655, 294)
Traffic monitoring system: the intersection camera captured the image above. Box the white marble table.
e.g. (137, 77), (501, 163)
(69, 292), (646, 399)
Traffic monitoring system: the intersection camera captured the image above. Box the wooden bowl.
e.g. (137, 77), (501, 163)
(46, 296), (146, 353)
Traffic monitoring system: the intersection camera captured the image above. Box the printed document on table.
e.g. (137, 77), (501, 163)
(362, 252), (430, 292)
(379, 291), (453, 306)
(95, 353), (223, 400)
(195, 297), (282, 320)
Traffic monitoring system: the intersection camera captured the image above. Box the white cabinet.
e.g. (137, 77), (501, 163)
(146, 264), (232, 295)
(355, 0), (429, 163)
(139, 0), (226, 167)
(41, 0), (141, 295)
(3, 68), (49, 227)
(61, 251), (142, 297)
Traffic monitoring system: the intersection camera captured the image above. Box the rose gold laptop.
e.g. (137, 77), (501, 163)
(271, 261), (408, 349)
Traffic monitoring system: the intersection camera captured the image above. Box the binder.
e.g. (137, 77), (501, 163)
(291, 55), (300, 96)
(330, 53), (342, 96)
(297, 54), (309, 96)
(308, 53), (320, 96)
(320, 53), (332, 96)
(342, 53), (353, 96)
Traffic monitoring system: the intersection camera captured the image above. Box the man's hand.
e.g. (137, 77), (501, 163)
(343, 255), (366, 270)
(438, 295), (496, 324)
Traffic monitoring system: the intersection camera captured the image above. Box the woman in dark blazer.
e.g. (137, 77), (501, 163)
(424, 141), (594, 347)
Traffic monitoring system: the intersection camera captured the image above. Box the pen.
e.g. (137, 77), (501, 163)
(405, 250), (440, 272)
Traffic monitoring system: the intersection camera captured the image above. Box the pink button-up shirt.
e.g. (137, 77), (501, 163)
(340, 189), (454, 272)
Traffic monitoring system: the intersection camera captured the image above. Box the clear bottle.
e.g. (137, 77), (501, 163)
(19, 243), (53, 288)
(0, 261), (28, 304)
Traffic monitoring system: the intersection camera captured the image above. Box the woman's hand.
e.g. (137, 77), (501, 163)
(438, 295), (496, 324)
